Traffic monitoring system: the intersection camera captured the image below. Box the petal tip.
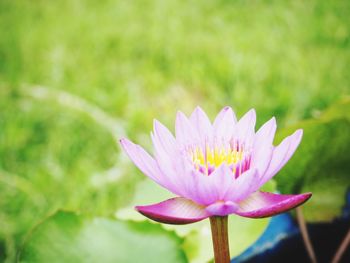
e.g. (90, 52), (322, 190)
(247, 108), (256, 116)
(119, 137), (130, 147)
(301, 192), (312, 201)
(153, 118), (162, 131)
(291, 129), (304, 148)
(295, 129), (303, 138)
(270, 116), (277, 126)
(236, 191), (312, 219)
(194, 105), (204, 111)
(176, 110), (185, 118)
(152, 118), (158, 126)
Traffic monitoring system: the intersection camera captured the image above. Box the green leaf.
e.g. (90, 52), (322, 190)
(18, 211), (187, 263)
(116, 179), (272, 263)
(275, 98), (350, 222)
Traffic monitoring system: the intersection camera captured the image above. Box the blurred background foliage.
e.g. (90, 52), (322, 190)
(0, 0), (349, 262)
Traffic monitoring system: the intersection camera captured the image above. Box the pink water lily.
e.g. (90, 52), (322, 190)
(120, 106), (311, 225)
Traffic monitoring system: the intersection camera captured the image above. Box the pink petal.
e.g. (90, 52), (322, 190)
(184, 165), (235, 206)
(151, 126), (200, 199)
(206, 201), (239, 216)
(235, 191), (312, 218)
(185, 169), (222, 206)
(254, 117), (277, 148)
(250, 143), (273, 179)
(136, 197), (210, 225)
(120, 138), (177, 193)
(260, 129), (303, 186)
(120, 138), (163, 183)
(189, 106), (213, 143)
(207, 165), (234, 200)
(245, 117), (276, 189)
(213, 106), (237, 141)
(175, 111), (199, 146)
(150, 133), (186, 197)
(153, 119), (177, 156)
(235, 109), (256, 144)
(224, 168), (260, 202)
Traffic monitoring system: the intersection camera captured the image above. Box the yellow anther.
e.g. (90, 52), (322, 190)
(190, 143), (248, 175)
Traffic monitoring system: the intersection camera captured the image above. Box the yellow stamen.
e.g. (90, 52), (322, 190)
(190, 143), (248, 175)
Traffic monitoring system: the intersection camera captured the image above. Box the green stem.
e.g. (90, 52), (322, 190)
(210, 216), (230, 263)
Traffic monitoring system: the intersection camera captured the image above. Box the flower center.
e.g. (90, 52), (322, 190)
(188, 140), (251, 177)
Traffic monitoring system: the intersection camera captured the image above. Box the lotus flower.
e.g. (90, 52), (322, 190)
(120, 107), (311, 225)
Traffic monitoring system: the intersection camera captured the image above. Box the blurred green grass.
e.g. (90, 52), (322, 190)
(0, 0), (349, 261)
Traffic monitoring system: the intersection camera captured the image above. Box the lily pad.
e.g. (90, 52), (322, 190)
(116, 179), (272, 263)
(275, 98), (350, 222)
(18, 211), (187, 263)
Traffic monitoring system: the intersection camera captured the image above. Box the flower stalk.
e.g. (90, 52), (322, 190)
(296, 207), (317, 263)
(210, 216), (230, 263)
(331, 228), (350, 263)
